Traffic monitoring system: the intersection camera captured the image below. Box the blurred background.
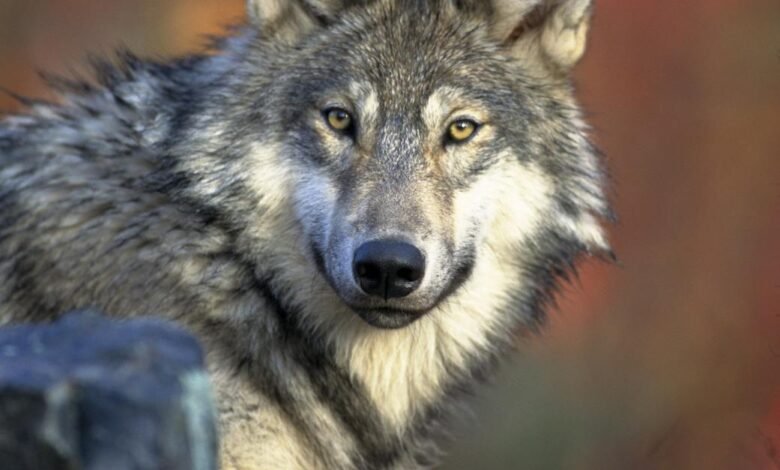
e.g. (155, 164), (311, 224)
(0, 0), (777, 468)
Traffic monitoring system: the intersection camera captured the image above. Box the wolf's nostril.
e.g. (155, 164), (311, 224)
(396, 267), (420, 283)
(356, 262), (382, 286)
(353, 240), (425, 299)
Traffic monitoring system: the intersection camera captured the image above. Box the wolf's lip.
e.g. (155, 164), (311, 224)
(351, 306), (429, 330)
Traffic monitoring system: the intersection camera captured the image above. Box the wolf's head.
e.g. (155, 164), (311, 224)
(180, 0), (609, 331)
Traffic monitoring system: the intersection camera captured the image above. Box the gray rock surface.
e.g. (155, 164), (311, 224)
(0, 311), (218, 470)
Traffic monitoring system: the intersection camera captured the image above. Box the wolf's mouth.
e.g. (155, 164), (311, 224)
(351, 307), (429, 329)
(347, 260), (471, 328)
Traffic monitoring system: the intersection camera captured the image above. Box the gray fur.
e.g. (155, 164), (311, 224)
(0, 0), (610, 468)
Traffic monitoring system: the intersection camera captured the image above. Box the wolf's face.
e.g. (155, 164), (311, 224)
(198, 0), (609, 330)
(285, 21), (517, 328)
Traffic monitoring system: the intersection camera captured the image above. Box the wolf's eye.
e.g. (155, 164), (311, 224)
(324, 108), (354, 135)
(446, 119), (479, 144)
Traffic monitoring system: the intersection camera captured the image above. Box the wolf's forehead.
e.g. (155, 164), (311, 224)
(341, 13), (489, 96)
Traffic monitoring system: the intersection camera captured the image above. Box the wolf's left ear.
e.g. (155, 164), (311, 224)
(246, 0), (352, 42)
(487, 0), (593, 74)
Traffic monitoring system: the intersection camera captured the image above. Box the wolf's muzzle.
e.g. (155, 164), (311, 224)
(352, 240), (425, 300)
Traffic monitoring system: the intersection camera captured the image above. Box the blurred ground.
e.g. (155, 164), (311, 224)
(1, 1), (778, 468)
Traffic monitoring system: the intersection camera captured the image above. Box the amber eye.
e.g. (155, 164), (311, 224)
(324, 108), (354, 134)
(447, 119), (479, 143)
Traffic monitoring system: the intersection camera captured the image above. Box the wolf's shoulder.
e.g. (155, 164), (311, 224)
(0, 53), (242, 325)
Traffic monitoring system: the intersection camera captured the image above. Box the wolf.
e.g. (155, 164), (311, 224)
(0, 0), (611, 468)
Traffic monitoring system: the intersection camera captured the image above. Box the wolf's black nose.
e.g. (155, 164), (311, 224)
(353, 241), (425, 300)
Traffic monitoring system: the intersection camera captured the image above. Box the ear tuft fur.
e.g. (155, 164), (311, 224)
(490, 0), (593, 74)
(540, 0), (592, 69)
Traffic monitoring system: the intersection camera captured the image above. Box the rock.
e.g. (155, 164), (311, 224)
(0, 311), (218, 470)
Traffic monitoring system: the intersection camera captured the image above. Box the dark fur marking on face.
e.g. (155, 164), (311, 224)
(435, 250), (476, 307)
(288, 121), (337, 168)
(309, 240), (341, 296)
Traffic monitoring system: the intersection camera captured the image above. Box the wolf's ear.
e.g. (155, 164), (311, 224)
(487, 0), (593, 74)
(246, 0), (350, 42)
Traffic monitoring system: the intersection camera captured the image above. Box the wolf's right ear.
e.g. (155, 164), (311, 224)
(246, 0), (351, 42)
